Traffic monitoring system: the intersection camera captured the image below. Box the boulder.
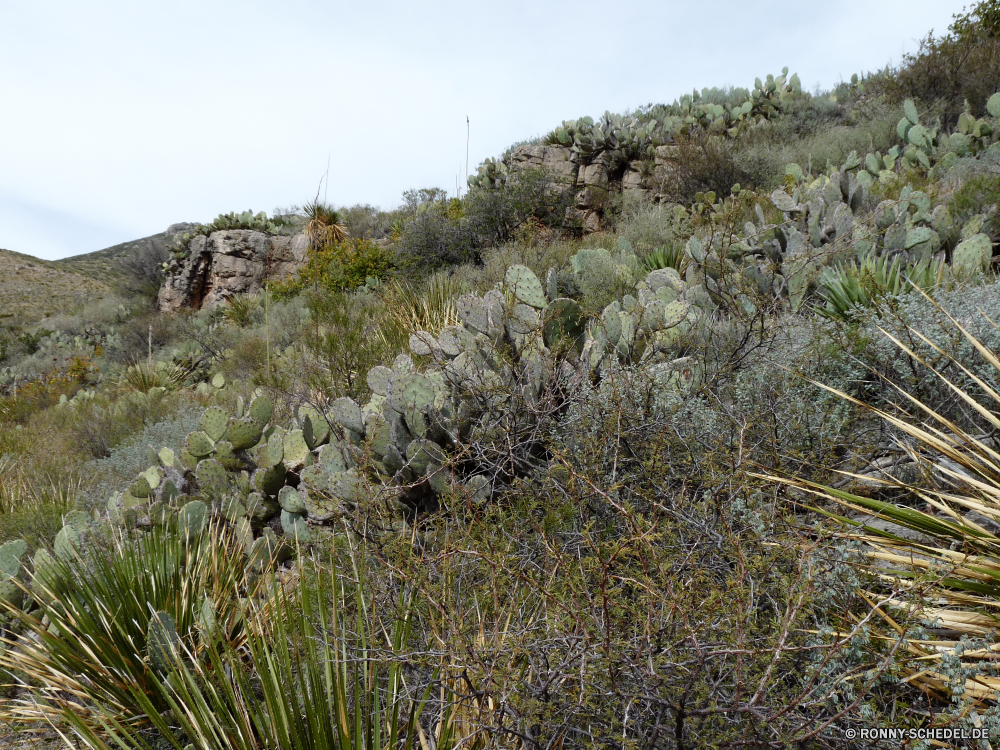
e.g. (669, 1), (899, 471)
(509, 145), (578, 187)
(158, 230), (310, 312)
(582, 161), (609, 189)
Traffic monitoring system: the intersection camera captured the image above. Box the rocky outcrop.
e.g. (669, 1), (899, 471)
(157, 230), (310, 312)
(507, 142), (679, 234)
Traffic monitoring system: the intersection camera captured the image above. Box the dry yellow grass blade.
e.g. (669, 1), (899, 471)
(760, 292), (1000, 706)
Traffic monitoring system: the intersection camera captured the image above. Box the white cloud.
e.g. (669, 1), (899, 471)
(0, 0), (966, 259)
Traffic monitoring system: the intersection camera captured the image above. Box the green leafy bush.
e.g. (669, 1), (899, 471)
(949, 172), (1000, 236)
(273, 238), (393, 297)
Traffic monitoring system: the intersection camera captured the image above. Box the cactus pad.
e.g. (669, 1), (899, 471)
(195, 459), (228, 495)
(770, 190), (798, 213)
(148, 611), (179, 671)
(278, 485), (307, 514)
(149, 501), (174, 526)
(662, 299), (691, 329)
(329, 469), (363, 502)
(954, 233), (993, 272)
(130, 475), (152, 499)
(393, 354), (414, 374)
(401, 373), (436, 412)
(542, 299), (585, 349)
(405, 439), (444, 475)
(226, 417), (262, 451)
(457, 294), (490, 333)
(299, 464), (329, 493)
(283, 429), (309, 469)
(436, 326), (463, 357)
(0, 540), (28, 577)
(246, 492), (279, 523)
(409, 331), (437, 357)
(185, 431), (215, 458)
(464, 476), (491, 505)
(317, 443), (348, 474)
(262, 432), (284, 468)
(213, 441), (241, 470)
(177, 500), (208, 541)
(505, 265), (547, 309)
(0, 540), (27, 607)
(220, 496), (246, 522)
(253, 464), (286, 497)
(506, 303), (539, 336)
(281, 510), (311, 541)
(300, 405), (330, 449)
(599, 305), (622, 346)
(248, 394), (273, 425)
(211, 373), (226, 389)
(330, 397), (364, 434)
(158, 447), (176, 467)
(200, 406), (229, 442)
(366, 365), (394, 396)
(483, 290), (505, 329)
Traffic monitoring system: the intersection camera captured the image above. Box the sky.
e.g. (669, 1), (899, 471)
(0, 0), (969, 260)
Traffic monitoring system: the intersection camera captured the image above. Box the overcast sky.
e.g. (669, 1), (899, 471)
(0, 0), (967, 260)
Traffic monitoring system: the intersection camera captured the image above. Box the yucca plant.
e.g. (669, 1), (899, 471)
(53, 546), (437, 750)
(0, 458), (83, 547)
(816, 253), (946, 321)
(304, 200), (349, 249)
(0, 522), (253, 733)
(764, 295), (1000, 703)
(378, 273), (466, 339)
(222, 292), (263, 327)
(118, 359), (188, 393)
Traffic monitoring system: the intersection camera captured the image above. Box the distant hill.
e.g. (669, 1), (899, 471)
(0, 247), (112, 329)
(54, 224), (194, 283)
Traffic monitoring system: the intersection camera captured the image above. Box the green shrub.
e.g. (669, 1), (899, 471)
(569, 246), (641, 313)
(83, 406), (202, 506)
(949, 172), (1000, 235)
(657, 133), (761, 203)
(613, 191), (691, 256)
(302, 290), (404, 401)
(393, 200), (477, 271)
(273, 238), (393, 297)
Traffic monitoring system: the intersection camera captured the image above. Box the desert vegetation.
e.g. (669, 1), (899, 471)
(6, 3), (1000, 748)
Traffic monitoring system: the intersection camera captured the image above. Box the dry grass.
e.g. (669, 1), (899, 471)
(765, 294), (1000, 705)
(0, 249), (111, 331)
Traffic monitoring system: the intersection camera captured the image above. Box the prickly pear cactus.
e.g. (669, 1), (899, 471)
(0, 540), (28, 611)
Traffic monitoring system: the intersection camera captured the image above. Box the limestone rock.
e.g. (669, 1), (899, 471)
(509, 145), (578, 187)
(158, 230), (310, 312)
(582, 161), (609, 189)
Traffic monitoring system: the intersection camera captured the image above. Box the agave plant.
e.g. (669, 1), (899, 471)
(118, 359), (188, 393)
(816, 253), (945, 321)
(764, 295), (1000, 703)
(640, 243), (687, 273)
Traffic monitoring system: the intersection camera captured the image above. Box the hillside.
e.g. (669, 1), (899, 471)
(53, 224), (190, 283)
(6, 3), (1000, 747)
(0, 247), (111, 328)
